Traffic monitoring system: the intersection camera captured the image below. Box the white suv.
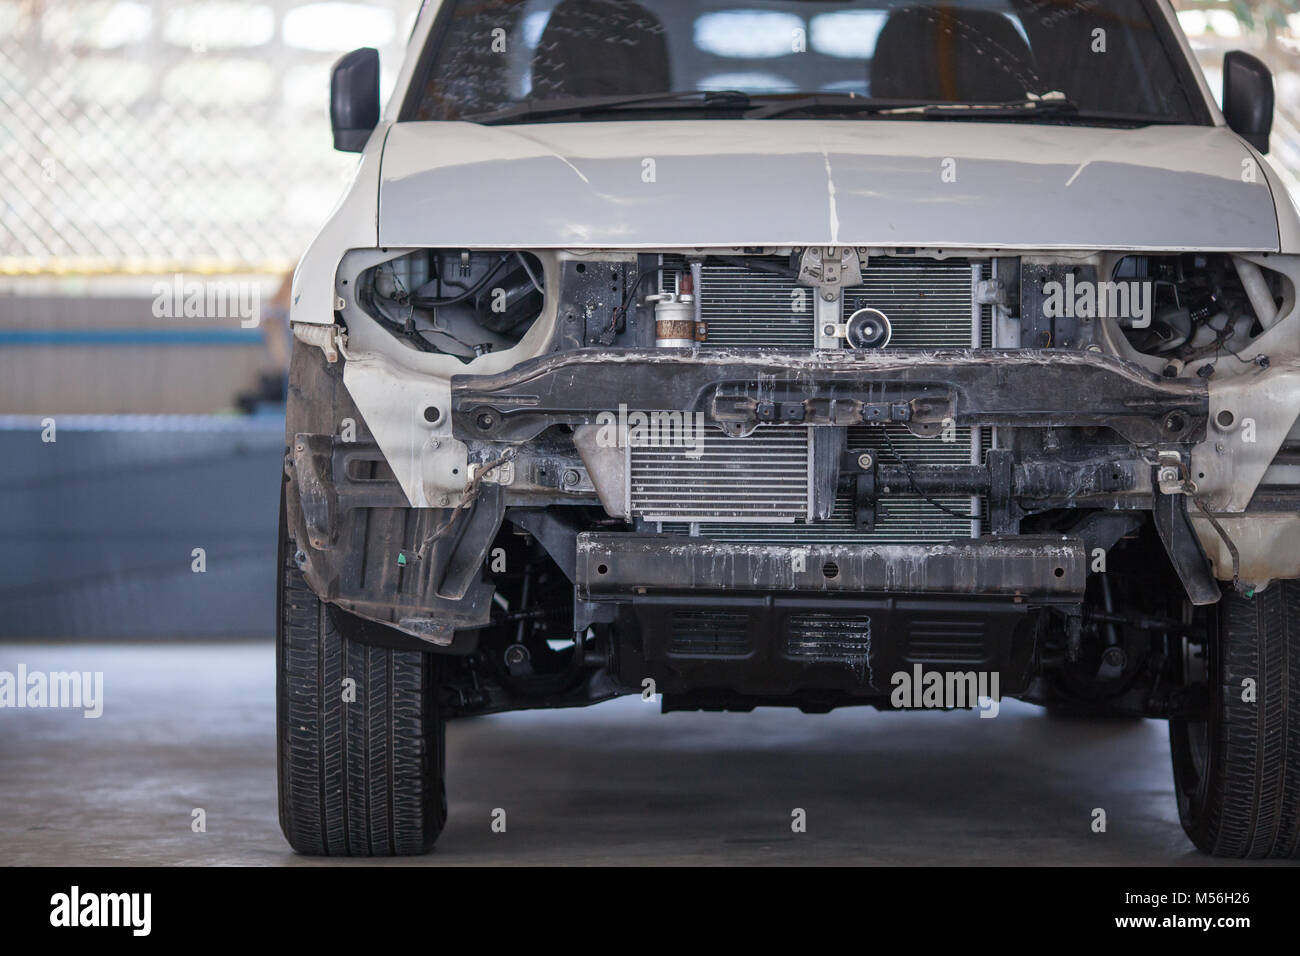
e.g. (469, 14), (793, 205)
(279, 0), (1300, 858)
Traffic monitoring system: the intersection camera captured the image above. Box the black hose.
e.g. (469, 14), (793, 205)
(358, 279), (440, 352)
(410, 255), (511, 309)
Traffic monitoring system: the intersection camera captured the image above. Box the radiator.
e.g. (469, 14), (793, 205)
(696, 265), (814, 349)
(650, 426), (988, 545)
(628, 425), (812, 522)
(691, 256), (991, 350)
(639, 256), (993, 544)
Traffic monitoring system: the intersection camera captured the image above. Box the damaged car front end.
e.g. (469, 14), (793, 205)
(294, 239), (1300, 719)
(277, 0), (1300, 858)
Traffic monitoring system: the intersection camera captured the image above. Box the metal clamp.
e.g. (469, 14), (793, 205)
(797, 247), (865, 289)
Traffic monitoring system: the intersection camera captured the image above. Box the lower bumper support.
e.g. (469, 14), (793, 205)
(576, 534), (1086, 602)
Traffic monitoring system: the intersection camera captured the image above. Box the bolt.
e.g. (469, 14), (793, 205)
(1102, 646), (1126, 669)
(562, 469), (581, 486)
(476, 412), (495, 430)
(1158, 466), (1179, 485)
(504, 645), (529, 666)
(857, 453), (874, 470)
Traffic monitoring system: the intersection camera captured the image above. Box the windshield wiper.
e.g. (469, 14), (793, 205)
(746, 93), (1079, 120)
(899, 96), (1185, 125)
(466, 90), (1181, 127)
(743, 94), (940, 119)
(746, 92), (1181, 125)
(885, 94), (1082, 117)
(463, 90), (752, 126)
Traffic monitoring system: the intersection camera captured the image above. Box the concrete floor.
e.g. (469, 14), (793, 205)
(0, 641), (1268, 865)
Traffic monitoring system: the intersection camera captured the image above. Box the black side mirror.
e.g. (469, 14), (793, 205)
(1223, 50), (1273, 154)
(331, 48), (380, 152)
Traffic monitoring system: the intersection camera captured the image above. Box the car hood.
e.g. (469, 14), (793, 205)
(378, 119), (1279, 252)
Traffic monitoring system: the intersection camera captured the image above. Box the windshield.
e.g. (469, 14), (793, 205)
(403, 0), (1208, 125)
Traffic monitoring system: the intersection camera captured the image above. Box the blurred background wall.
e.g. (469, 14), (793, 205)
(0, 0), (1297, 636)
(0, 0), (418, 636)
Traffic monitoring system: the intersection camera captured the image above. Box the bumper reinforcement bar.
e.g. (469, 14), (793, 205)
(575, 534), (1087, 602)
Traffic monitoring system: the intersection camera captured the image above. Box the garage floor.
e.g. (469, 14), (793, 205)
(0, 641), (1267, 866)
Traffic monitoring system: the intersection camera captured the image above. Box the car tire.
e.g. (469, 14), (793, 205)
(1169, 581), (1300, 858)
(277, 502), (446, 856)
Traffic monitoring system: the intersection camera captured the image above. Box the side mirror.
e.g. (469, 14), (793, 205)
(1223, 50), (1273, 154)
(331, 47), (380, 152)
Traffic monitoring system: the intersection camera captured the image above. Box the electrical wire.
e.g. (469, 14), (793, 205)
(880, 426), (976, 522)
(410, 254), (511, 309)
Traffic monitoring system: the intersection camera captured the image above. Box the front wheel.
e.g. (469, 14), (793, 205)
(1169, 581), (1300, 858)
(276, 515), (446, 855)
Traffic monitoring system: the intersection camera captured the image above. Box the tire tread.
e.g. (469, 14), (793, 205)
(277, 554), (444, 856)
(1185, 581), (1300, 858)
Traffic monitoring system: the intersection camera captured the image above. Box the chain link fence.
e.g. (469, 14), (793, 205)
(0, 0), (416, 275)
